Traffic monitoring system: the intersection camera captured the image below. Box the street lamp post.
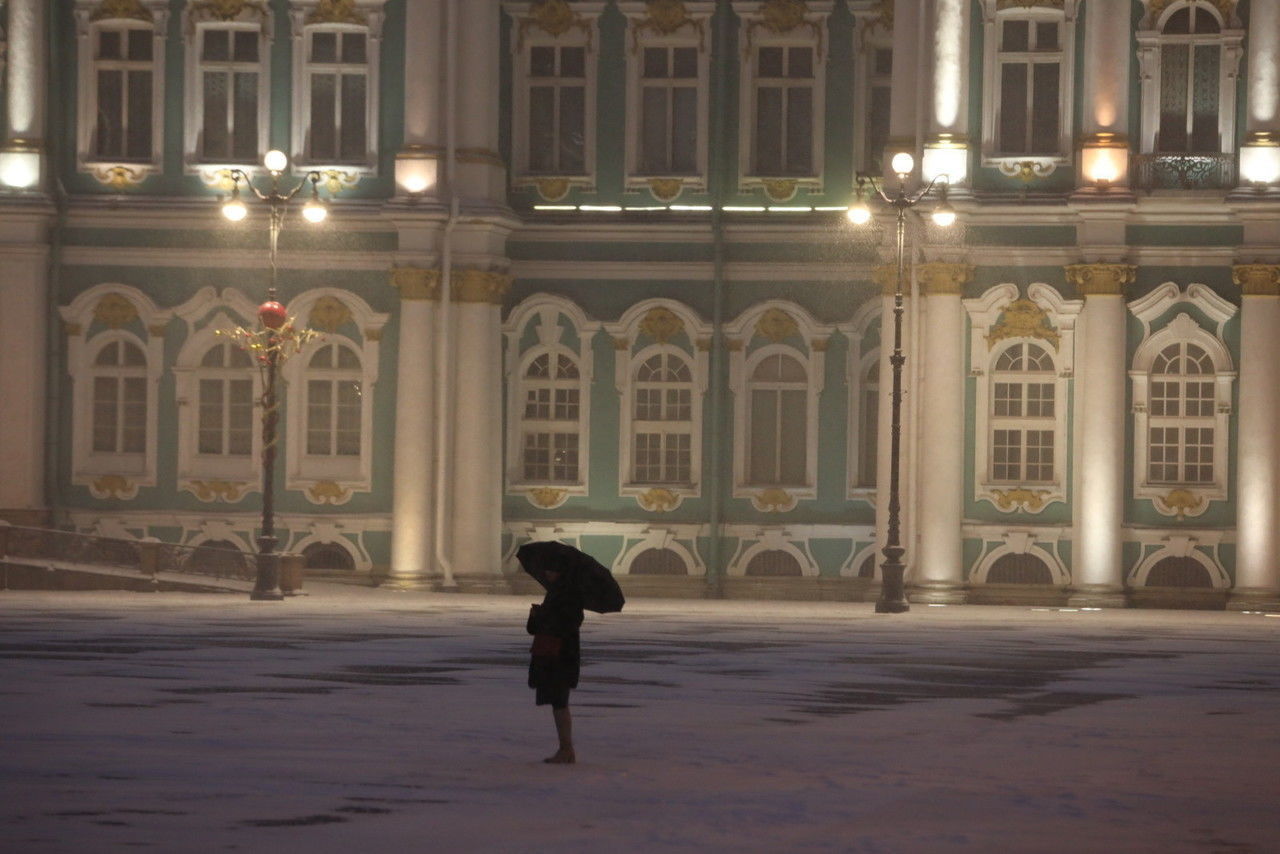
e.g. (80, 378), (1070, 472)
(848, 152), (956, 613)
(221, 150), (328, 601)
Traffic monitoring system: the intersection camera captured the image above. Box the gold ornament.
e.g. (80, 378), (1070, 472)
(639, 307), (684, 343)
(90, 475), (138, 500)
(1160, 488), (1204, 520)
(632, 0), (705, 52)
(520, 0), (592, 50)
(308, 481), (351, 504)
(390, 267), (441, 301)
(756, 308), (799, 342)
(530, 487), (568, 508)
(307, 0), (366, 26)
(91, 0), (152, 22)
(1064, 263), (1136, 296)
(648, 178), (683, 202)
(755, 487), (795, 512)
(762, 178), (798, 201)
(453, 270), (513, 304)
(1233, 264), (1280, 296)
(187, 480), (249, 502)
(917, 262), (974, 295)
(309, 296), (352, 333)
(536, 178), (572, 202)
(638, 488), (679, 512)
(992, 488), (1051, 512)
(94, 294), (139, 329)
(987, 298), (1061, 349)
(192, 0), (267, 21)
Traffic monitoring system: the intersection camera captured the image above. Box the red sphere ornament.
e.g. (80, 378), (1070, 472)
(258, 300), (288, 330)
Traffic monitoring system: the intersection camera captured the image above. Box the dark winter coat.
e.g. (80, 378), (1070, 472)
(526, 578), (584, 691)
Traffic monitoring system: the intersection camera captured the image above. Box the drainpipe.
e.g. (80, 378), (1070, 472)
(706, 1), (729, 596)
(45, 177), (67, 528)
(433, 0), (459, 588)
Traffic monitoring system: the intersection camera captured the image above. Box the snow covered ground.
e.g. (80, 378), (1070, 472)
(2, 587), (1279, 853)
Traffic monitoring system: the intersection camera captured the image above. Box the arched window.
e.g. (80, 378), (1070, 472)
(190, 19), (267, 164)
(747, 353), (808, 486)
(521, 352), (582, 483)
(1147, 341), (1216, 485)
(91, 340), (148, 456)
(632, 352), (694, 485)
(990, 342), (1055, 484)
(197, 342), (254, 459)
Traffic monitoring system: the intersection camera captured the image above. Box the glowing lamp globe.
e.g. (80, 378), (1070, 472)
(258, 300), (288, 330)
(263, 149), (289, 173)
(890, 152), (915, 176)
(846, 203), (872, 226)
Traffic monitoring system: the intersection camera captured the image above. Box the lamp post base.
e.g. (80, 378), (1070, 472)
(875, 549), (911, 613)
(250, 536), (284, 601)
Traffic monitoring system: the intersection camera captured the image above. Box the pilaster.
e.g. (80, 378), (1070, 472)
(1064, 262), (1135, 607)
(923, 0), (971, 187)
(1, 0), (49, 190)
(1076, 0), (1133, 195)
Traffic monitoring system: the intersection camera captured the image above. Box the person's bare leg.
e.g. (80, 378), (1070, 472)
(544, 706), (575, 764)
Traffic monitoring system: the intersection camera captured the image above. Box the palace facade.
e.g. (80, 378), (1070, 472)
(1, 0), (1279, 607)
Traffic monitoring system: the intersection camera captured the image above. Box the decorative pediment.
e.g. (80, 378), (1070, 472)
(630, 0), (707, 52)
(519, 0), (594, 50)
(307, 0), (367, 26)
(91, 0), (153, 22)
(987, 299), (1060, 350)
(640, 307), (685, 343)
(190, 0), (268, 22)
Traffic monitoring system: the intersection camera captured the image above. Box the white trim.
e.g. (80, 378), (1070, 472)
(837, 298), (882, 501)
(964, 283), (1082, 513)
(181, 4), (273, 174)
(279, 287), (389, 499)
(74, 1), (170, 180)
(1128, 534), (1230, 588)
(288, 0), (387, 173)
(727, 529), (820, 577)
(502, 293), (601, 498)
(619, 1), (715, 195)
(733, 1), (832, 194)
(504, 2), (603, 194)
(726, 300), (832, 506)
(1135, 1), (1244, 154)
(970, 530), (1070, 585)
(978, 0), (1079, 170)
(614, 531), (705, 576)
(604, 298), (710, 504)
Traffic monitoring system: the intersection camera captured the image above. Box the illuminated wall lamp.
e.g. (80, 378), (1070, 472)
(1081, 133), (1129, 190)
(922, 134), (968, 186)
(396, 148), (438, 196)
(0, 145), (41, 190)
(1239, 132), (1280, 187)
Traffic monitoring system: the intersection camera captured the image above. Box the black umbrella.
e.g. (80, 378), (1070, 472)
(516, 540), (626, 614)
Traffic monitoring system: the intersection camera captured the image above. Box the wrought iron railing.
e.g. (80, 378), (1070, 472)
(1134, 152), (1236, 191)
(0, 524), (255, 583)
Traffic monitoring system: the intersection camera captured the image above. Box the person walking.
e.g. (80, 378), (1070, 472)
(527, 567), (584, 764)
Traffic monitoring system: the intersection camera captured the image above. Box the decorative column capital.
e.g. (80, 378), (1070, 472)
(873, 264), (908, 296)
(1233, 264), (1280, 296)
(918, 262), (974, 295)
(390, 266), (441, 301)
(452, 269), (513, 304)
(1064, 263), (1136, 296)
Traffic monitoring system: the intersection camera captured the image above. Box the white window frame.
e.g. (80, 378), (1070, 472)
(505, 1), (602, 196)
(74, 1), (169, 181)
(503, 296), (600, 507)
(964, 283), (1082, 514)
(1128, 282), (1237, 517)
(1136, 0), (1244, 155)
(734, 0), (831, 195)
(978, 0), (1077, 173)
(60, 284), (171, 498)
(988, 341), (1058, 484)
(852, 32), (893, 175)
(620, 1), (714, 196)
(727, 302), (830, 510)
(183, 3), (273, 175)
(837, 299), (880, 501)
(172, 310), (263, 497)
(289, 0), (387, 173)
(280, 288), (388, 502)
(605, 300), (711, 508)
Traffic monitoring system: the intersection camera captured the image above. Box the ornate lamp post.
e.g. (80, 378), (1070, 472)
(847, 152), (957, 613)
(221, 150), (327, 601)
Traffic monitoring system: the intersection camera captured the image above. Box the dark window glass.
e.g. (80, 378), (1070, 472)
(233, 30), (258, 62)
(758, 46), (784, 77)
(1035, 22), (1059, 51)
(643, 47), (667, 78)
(873, 48), (893, 75)
(341, 33), (367, 64)
(127, 29), (151, 61)
(1030, 63), (1060, 153)
(1002, 19), (1029, 51)
(788, 47), (812, 79)
(311, 31), (337, 63)
(999, 63), (1028, 152)
(560, 46), (585, 78)
(340, 73), (367, 158)
(203, 29), (229, 62)
(673, 47), (697, 78)
(531, 45), (555, 76)
(99, 30), (121, 60)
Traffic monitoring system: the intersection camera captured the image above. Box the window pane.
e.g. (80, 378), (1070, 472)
(1158, 44), (1190, 152)
(1002, 20), (1029, 52)
(312, 32), (337, 63)
(780, 389), (806, 483)
(126, 71), (152, 159)
(749, 390), (778, 483)
(310, 73), (337, 161)
(673, 47), (697, 78)
(643, 47), (667, 78)
(641, 86), (668, 172)
(199, 379), (224, 454)
(874, 48), (893, 76)
(999, 63), (1028, 153)
(787, 47), (812, 79)
(203, 71), (229, 158)
(228, 379), (254, 456)
(307, 380), (331, 454)
(1035, 22), (1059, 51)
(560, 86), (586, 173)
(865, 84), (891, 172)
(1191, 43), (1220, 151)
(340, 73), (368, 159)
(122, 378), (147, 453)
(671, 87), (697, 173)
(99, 30), (122, 61)
(786, 88), (812, 174)
(127, 29), (152, 61)
(560, 46), (585, 78)
(122, 343), (145, 366)
(531, 46), (555, 77)
(758, 46), (784, 77)
(233, 72), (258, 160)
(203, 29), (230, 62)
(529, 87), (555, 172)
(93, 377), (118, 453)
(755, 86), (783, 173)
(336, 346), (360, 369)
(1030, 63), (1060, 154)
(341, 33), (367, 64)
(233, 30), (258, 62)
(96, 69), (124, 158)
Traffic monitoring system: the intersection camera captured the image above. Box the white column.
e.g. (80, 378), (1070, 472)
(0, 242), (48, 517)
(913, 264), (971, 603)
(387, 269), (438, 586)
(923, 0), (970, 186)
(1239, 0), (1280, 186)
(454, 0), (505, 204)
(1, 0), (48, 189)
(1231, 265), (1280, 609)
(1077, 0), (1134, 191)
(396, 0), (444, 197)
(885, 0), (922, 170)
(1065, 264), (1135, 607)
(446, 272), (508, 580)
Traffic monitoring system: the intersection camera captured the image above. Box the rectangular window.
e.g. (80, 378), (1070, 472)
(753, 46), (815, 175)
(523, 432), (579, 482)
(862, 48), (892, 173)
(527, 45), (586, 175)
(94, 27), (154, 161)
(639, 46), (698, 175)
(199, 27), (260, 162)
(307, 30), (368, 163)
(749, 388), (806, 485)
(996, 18), (1062, 156)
